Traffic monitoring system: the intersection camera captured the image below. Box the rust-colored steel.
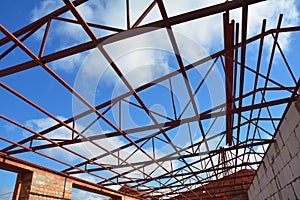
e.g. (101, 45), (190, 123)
(0, 0), (299, 199)
(223, 11), (235, 146)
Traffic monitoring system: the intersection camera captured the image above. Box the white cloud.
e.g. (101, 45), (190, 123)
(29, 0), (299, 86)
(73, 173), (98, 184)
(31, 0), (63, 21)
(230, 0), (299, 52)
(25, 0), (299, 193)
(25, 116), (180, 181)
(52, 52), (87, 72)
(72, 189), (109, 200)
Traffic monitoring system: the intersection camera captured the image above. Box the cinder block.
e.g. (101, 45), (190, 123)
(248, 190), (255, 199)
(285, 103), (300, 130)
(274, 141), (280, 155)
(274, 192), (280, 200)
(254, 192), (259, 200)
(267, 153), (275, 167)
(256, 189), (263, 200)
(268, 180), (276, 194)
(268, 145), (278, 161)
(295, 100), (300, 114)
(286, 131), (300, 158)
(247, 184), (253, 193)
(289, 154), (300, 178)
(275, 133), (285, 149)
(265, 183), (273, 197)
(264, 154), (271, 168)
(273, 155), (284, 175)
(280, 120), (292, 142)
(280, 145), (292, 165)
(294, 128), (300, 147)
(249, 182), (257, 198)
(278, 171), (288, 188)
(264, 189), (270, 199)
(263, 189), (269, 199)
(248, 190), (253, 200)
(253, 177), (259, 188)
(249, 184), (253, 192)
(282, 165), (294, 184)
(271, 179), (279, 191)
(257, 168), (265, 181)
(259, 176), (267, 190)
(265, 166), (274, 182)
(284, 183), (297, 199)
(292, 178), (300, 198)
(274, 175), (281, 191)
(279, 188), (289, 200)
(278, 189), (285, 199)
(270, 195), (276, 200)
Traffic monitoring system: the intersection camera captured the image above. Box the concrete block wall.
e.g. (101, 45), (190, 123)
(13, 170), (72, 200)
(248, 100), (300, 199)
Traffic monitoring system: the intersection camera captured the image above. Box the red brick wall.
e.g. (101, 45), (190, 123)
(171, 169), (255, 200)
(12, 172), (33, 200)
(13, 170), (72, 200)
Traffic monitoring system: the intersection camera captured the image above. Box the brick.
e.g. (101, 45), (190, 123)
(13, 171), (72, 200)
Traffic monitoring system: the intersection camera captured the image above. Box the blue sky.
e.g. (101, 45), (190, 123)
(0, 0), (300, 199)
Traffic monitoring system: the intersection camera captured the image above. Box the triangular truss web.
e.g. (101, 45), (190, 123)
(0, 0), (299, 199)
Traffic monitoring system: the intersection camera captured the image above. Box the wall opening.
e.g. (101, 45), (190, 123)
(0, 169), (17, 200)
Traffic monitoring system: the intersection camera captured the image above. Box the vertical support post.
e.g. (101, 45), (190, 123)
(223, 11), (235, 146)
(12, 171), (72, 200)
(12, 172), (33, 200)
